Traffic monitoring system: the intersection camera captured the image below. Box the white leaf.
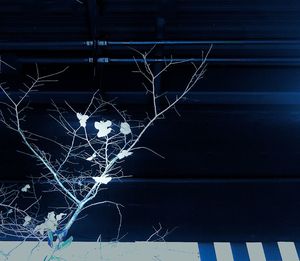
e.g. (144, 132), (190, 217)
(34, 224), (46, 235)
(94, 120), (112, 137)
(117, 150), (133, 159)
(23, 215), (31, 227)
(56, 213), (66, 222)
(86, 152), (96, 161)
(92, 174), (112, 184)
(76, 112), (89, 128)
(120, 122), (131, 135)
(34, 211), (59, 235)
(7, 209), (13, 215)
(21, 184), (30, 192)
(47, 212), (56, 223)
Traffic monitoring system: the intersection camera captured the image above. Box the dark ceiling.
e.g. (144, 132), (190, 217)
(0, 0), (299, 90)
(1, 0), (300, 180)
(1, 0), (300, 41)
(1, 0), (300, 242)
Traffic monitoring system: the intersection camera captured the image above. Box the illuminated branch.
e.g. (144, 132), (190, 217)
(0, 45), (211, 257)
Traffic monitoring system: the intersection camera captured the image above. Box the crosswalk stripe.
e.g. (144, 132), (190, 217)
(278, 242), (300, 261)
(246, 242), (267, 261)
(214, 242), (234, 261)
(263, 242), (282, 261)
(198, 243), (217, 261)
(294, 242), (300, 259)
(197, 242), (300, 261)
(231, 243), (251, 261)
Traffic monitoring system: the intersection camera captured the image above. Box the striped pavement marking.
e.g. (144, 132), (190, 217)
(0, 241), (299, 260)
(278, 242), (300, 261)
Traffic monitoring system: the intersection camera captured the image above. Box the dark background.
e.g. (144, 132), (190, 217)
(1, 0), (300, 241)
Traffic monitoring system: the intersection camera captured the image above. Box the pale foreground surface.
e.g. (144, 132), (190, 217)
(0, 241), (200, 261)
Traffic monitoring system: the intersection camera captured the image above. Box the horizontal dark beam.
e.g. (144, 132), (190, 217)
(2, 91), (300, 105)
(1, 40), (300, 51)
(2, 179), (300, 241)
(3, 177), (300, 184)
(0, 41), (95, 50)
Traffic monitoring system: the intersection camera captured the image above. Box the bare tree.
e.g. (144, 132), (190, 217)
(0, 46), (211, 259)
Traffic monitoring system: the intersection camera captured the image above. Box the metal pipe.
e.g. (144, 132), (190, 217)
(98, 57), (300, 65)
(19, 57), (94, 64)
(17, 57), (300, 65)
(0, 41), (94, 51)
(100, 40), (300, 46)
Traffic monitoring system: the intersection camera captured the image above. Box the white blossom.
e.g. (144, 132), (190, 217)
(34, 211), (65, 235)
(23, 215), (31, 227)
(21, 184), (30, 192)
(76, 112), (89, 128)
(92, 174), (112, 184)
(120, 122), (131, 135)
(117, 150), (133, 159)
(94, 120), (112, 137)
(86, 152), (96, 161)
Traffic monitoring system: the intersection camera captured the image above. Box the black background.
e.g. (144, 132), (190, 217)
(1, 0), (300, 241)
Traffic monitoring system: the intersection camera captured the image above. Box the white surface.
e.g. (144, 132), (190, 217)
(0, 241), (200, 261)
(278, 242), (300, 261)
(214, 242), (234, 261)
(246, 242), (266, 261)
